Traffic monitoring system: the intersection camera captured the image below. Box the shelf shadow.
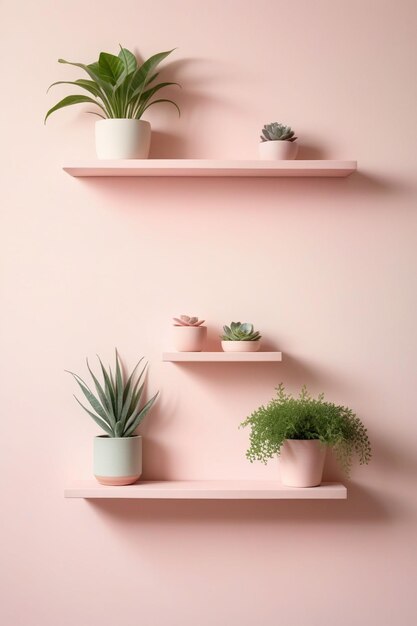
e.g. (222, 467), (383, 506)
(85, 483), (392, 526)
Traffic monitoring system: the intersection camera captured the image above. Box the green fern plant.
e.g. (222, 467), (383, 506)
(221, 322), (261, 341)
(67, 351), (158, 437)
(45, 46), (180, 123)
(240, 384), (371, 474)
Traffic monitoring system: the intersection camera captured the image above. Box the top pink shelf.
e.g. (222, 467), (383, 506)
(63, 159), (357, 178)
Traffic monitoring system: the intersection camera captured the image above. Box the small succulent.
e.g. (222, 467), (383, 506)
(173, 315), (205, 327)
(221, 322), (261, 342)
(260, 122), (297, 142)
(67, 350), (158, 437)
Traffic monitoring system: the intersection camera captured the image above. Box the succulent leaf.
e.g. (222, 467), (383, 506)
(260, 122), (297, 142)
(173, 315), (205, 326)
(221, 321), (262, 341)
(73, 395), (114, 436)
(68, 352), (158, 437)
(124, 392), (159, 437)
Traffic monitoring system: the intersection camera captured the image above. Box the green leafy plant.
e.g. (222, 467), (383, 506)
(45, 46), (180, 123)
(260, 122), (297, 142)
(240, 384), (371, 474)
(173, 315), (205, 326)
(221, 322), (261, 342)
(67, 351), (159, 437)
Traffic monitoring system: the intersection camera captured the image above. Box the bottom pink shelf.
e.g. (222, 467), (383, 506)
(64, 480), (347, 500)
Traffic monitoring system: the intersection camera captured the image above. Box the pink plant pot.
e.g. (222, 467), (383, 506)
(258, 140), (299, 160)
(279, 439), (327, 487)
(221, 341), (261, 352)
(173, 326), (207, 352)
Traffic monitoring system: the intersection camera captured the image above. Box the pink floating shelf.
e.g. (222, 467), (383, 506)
(64, 480), (347, 499)
(63, 159), (357, 178)
(163, 351), (282, 362)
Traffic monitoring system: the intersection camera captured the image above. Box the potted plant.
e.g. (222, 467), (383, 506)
(172, 315), (207, 352)
(45, 46), (180, 159)
(67, 351), (158, 485)
(240, 384), (371, 487)
(221, 322), (261, 352)
(259, 122), (298, 160)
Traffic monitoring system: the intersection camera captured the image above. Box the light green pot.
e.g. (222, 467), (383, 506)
(93, 435), (142, 486)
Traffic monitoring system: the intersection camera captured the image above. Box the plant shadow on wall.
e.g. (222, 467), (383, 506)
(147, 57), (233, 159)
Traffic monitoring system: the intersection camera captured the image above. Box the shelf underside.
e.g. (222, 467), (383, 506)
(163, 352), (282, 362)
(63, 159), (357, 178)
(65, 480), (347, 499)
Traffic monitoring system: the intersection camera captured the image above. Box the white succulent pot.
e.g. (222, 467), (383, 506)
(173, 326), (207, 352)
(221, 341), (261, 352)
(258, 140), (299, 160)
(95, 119), (151, 159)
(93, 435), (142, 485)
(279, 440), (326, 487)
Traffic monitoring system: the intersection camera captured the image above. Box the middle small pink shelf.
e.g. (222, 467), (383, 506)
(163, 352), (283, 362)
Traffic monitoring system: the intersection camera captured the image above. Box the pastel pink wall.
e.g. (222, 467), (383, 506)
(1, 0), (417, 624)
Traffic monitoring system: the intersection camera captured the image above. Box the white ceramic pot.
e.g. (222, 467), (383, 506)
(258, 140), (299, 160)
(173, 326), (207, 352)
(93, 435), (142, 485)
(221, 341), (261, 352)
(279, 439), (326, 487)
(95, 119), (151, 159)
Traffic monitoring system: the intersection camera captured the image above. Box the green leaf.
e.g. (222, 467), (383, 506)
(124, 392), (159, 437)
(97, 356), (116, 416)
(120, 359), (145, 426)
(129, 49), (175, 99)
(145, 72), (160, 87)
(141, 98), (180, 117)
(44, 95), (104, 123)
(114, 421), (124, 437)
(73, 395), (113, 436)
(123, 381), (146, 431)
(47, 79), (102, 98)
(134, 81), (180, 105)
(118, 47), (137, 74)
(86, 359), (116, 426)
(59, 59), (111, 91)
(115, 350), (124, 418)
(57, 59), (116, 116)
(133, 82), (181, 118)
(98, 52), (124, 85)
(66, 370), (111, 425)
(86, 111), (106, 119)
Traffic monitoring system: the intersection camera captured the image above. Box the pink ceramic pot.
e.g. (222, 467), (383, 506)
(258, 140), (299, 160)
(173, 325), (207, 352)
(221, 340), (261, 352)
(279, 439), (327, 487)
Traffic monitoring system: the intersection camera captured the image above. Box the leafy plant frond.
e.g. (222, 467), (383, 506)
(67, 352), (158, 437)
(240, 384), (371, 475)
(45, 47), (180, 122)
(44, 95), (107, 124)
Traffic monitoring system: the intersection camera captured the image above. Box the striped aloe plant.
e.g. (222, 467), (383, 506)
(67, 351), (158, 437)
